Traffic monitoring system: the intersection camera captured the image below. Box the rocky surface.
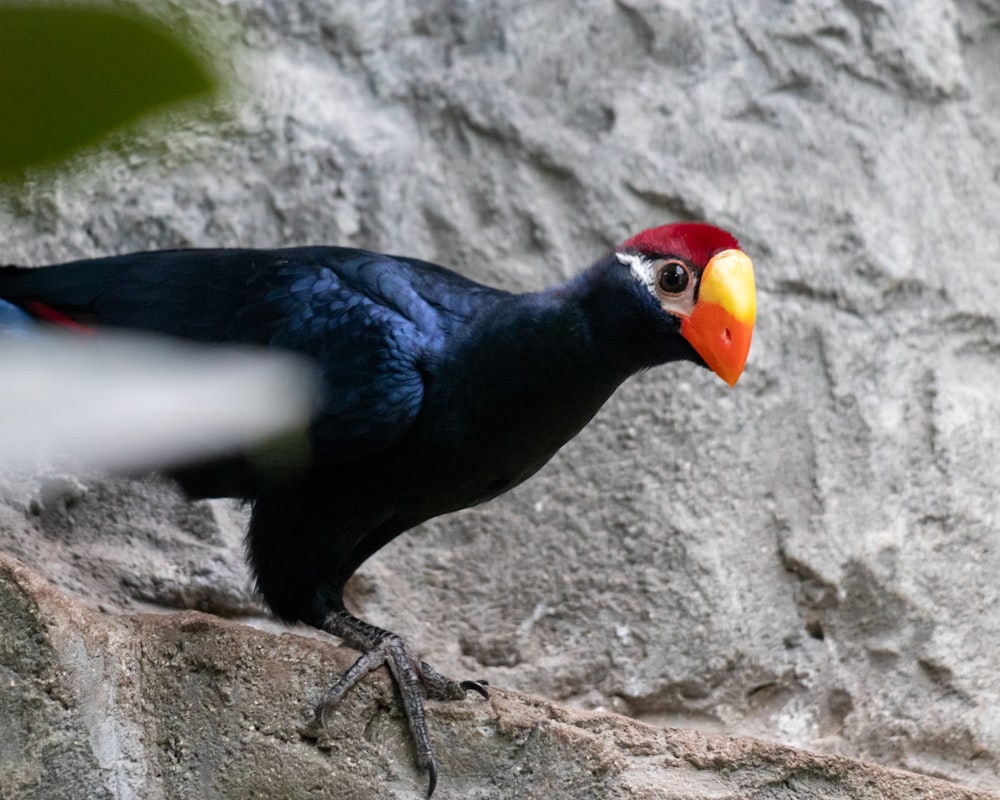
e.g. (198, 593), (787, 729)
(2, 0), (1000, 796)
(3, 552), (995, 800)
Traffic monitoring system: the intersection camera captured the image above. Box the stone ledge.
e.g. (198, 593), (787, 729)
(1, 552), (993, 800)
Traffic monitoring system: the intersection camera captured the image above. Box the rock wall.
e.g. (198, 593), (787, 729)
(2, 0), (1000, 795)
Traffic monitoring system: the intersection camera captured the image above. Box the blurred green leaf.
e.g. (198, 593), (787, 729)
(0, 4), (216, 176)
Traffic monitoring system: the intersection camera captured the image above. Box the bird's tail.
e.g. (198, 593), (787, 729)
(0, 265), (33, 318)
(0, 267), (35, 336)
(0, 265), (97, 334)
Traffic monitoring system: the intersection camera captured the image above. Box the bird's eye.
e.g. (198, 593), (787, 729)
(656, 261), (689, 295)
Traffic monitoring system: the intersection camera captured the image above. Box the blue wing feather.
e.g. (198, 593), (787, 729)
(255, 258), (434, 462)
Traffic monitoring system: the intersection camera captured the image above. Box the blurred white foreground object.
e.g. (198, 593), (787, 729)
(0, 327), (316, 472)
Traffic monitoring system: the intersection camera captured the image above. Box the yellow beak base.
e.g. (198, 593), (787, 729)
(680, 249), (756, 387)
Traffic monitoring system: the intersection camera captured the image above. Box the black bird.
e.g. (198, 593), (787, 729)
(0, 223), (756, 794)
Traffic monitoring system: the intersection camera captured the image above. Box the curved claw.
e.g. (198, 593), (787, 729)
(460, 679), (490, 699)
(426, 759), (437, 798)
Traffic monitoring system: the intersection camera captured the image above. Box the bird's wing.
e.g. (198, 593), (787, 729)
(0, 247), (471, 464)
(252, 251), (442, 464)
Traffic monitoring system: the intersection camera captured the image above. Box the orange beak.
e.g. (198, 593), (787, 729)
(680, 249), (756, 387)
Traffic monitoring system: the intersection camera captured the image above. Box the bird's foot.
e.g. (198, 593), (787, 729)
(311, 609), (488, 797)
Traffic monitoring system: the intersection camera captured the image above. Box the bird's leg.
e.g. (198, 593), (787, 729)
(313, 608), (488, 797)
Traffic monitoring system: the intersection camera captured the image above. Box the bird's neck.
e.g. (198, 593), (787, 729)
(441, 259), (668, 419)
(536, 255), (686, 376)
(471, 288), (629, 393)
(409, 262), (685, 504)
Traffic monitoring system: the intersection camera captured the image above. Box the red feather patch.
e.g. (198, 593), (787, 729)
(25, 301), (95, 335)
(620, 223), (740, 267)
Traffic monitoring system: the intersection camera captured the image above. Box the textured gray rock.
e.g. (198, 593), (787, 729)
(2, 0), (1000, 795)
(2, 552), (994, 800)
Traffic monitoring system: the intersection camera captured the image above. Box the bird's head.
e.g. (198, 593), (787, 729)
(616, 222), (756, 386)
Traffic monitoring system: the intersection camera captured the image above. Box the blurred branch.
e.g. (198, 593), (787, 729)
(0, 327), (317, 472)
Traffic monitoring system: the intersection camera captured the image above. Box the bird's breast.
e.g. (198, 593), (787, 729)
(383, 365), (621, 518)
